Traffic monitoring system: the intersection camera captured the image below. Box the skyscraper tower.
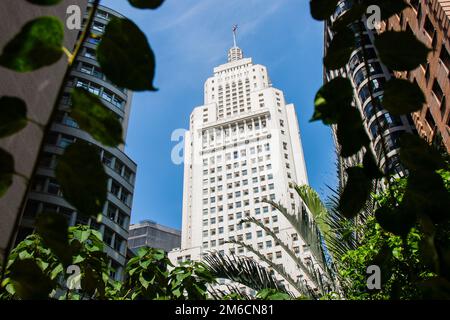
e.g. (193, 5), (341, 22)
(169, 28), (326, 295)
(15, 4), (137, 281)
(324, 0), (417, 185)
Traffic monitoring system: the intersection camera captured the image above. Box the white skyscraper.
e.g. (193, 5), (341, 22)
(169, 31), (324, 295)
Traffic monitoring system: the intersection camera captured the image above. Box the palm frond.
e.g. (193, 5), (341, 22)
(208, 283), (253, 300)
(225, 240), (317, 299)
(203, 251), (283, 293)
(238, 216), (331, 294)
(294, 185), (331, 239)
(263, 199), (328, 272)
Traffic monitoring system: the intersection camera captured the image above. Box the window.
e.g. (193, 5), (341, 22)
(84, 48), (96, 59)
(424, 16), (435, 38)
(117, 211), (127, 228)
(107, 203), (117, 221)
(111, 181), (120, 197)
(439, 45), (450, 72)
(58, 134), (75, 148)
(432, 79), (444, 103)
(103, 228), (114, 247)
(425, 109), (436, 129)
(92, 21), (104, 32)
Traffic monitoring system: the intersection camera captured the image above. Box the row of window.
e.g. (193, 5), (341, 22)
(73, 77), (125, 110)
(203, 149), (271, 171)
(31, 170), (132, 208)
(55, 108), (123, 131)
(23, 198), (128, 232)
(203, 183), (275, 202)
(203, 194), (276, 216)
(203, 174), (274, 193)
(202, 158), (272, 182)
(201, 117), (270, 143)
(44, 132), (135, 184)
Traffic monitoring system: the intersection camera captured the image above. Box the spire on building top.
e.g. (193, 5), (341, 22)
(232, 24), (238, 47)
(228, 24), (243, 62)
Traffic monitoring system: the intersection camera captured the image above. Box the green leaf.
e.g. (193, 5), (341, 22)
(128, 0), (165, 9)
(9, 259), (54, 299)
(336, 108), (370, 157)
(35, 211), (71, 266)
(375, 31), (431, 71)
(139, 273), (150, 289)
(0, 16), (64, 72)
(0, 96), (28, 138)
(72, 255), (85, 264)
(55, 141), (107, 217)
(50, 264), (64, 280)
(399, 134), (446, 172)
(363, 150), (383, 179)
(406, 170), (450, 223)
(418, 277), (450, 299)
(153, 249), (166, 261)
(375, 205), (416, 236)
(324, 27), (355, 70)
(0, 148), (14, 198)
(97, 18), (157, 91)
(419, 232), (440, 274)
(71, 88), (123, 147)
(339, 166), (372, 219)
(257, 288), (291, 300)
(382, 79), (425, 115)
(310, 0), (340, 21)
(26, 0), (63, 5)
(370, 244), (393, 285)
(311, 77), (353, 125)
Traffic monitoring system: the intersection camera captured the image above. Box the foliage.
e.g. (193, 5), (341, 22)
(55, 141), (108, 218)
(339, 170), (450, 299)
(0, 0), (166, 294)
(96, 17), (157, 91)
(0, 17), (64, 72)
(104, 247), (216, 300)
(0, 96), (28, 138)
(0, 148), (14, 198)
(309, 0), (450, 299)
(70, 88), (124, 147)
(0, 2), (166, 298)
(204, 252), (285, 293)
(0, 225), (110, 300)
(0, 230), (217, 300)
(202, 185), (339, 300)
(128, 0), (165, 10)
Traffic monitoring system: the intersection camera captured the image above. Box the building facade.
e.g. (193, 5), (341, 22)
(384, 0), (450, 153)
(0, 0), (88, 263)
(15, 4), (137, 281)
(169, 38), (327, 295)
(128, 220), (181, 253)
(325, 0), (417, 185)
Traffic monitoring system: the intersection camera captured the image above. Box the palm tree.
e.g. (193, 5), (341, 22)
(204, 184), (343, 299)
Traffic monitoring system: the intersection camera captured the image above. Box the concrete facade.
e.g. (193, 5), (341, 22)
(324, 0), (417, 187)
(128, 220), (181, 253)
(385, 0), (450, 153)
(8, 4), (137, 281)
(0, 0), (88, 262)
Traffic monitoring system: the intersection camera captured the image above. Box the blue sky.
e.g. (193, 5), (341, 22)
(101, 0), (337, 229)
